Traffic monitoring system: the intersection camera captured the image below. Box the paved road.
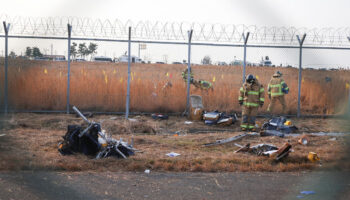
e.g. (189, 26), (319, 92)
(0, 171), (349, 200)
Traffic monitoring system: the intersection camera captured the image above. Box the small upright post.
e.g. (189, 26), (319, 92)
(348, 37), (350, 114)
(242, 32), (250, 84)
(66, 24), (72, 114)
(125, 27), (132, 119)
(3, 21), (10, 114)
(185, 30), (193, 115)
(296, 34), (306, 118)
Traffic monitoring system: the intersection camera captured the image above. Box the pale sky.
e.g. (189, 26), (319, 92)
(1, 0), (350, 67)
(1, 0), (350, 27)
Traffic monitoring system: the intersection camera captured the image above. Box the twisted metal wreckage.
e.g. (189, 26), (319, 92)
(58, 106), (137, 159)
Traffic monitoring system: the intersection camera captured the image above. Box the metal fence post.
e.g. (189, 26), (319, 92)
(242, 32), (250, 83)
(66, 24), (72, 114)
(185, 30), (193, 115)
(2, 22), (10, 114)
(348, 37), (350, 114)
(125, 27), (131, 119)
(296, 34), (306, 118)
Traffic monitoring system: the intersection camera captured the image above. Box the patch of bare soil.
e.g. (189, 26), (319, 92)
(0, 113), (349, 172)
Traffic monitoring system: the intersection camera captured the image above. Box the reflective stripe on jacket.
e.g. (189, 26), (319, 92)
(268, 77), (289, 97)
(238, 80), (264, 107)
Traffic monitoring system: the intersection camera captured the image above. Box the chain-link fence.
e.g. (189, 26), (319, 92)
(1, 16), (350, 117)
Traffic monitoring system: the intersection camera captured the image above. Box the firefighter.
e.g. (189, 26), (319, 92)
(238, 74), (265, 131)
(181, 68), (194, 84)
(267, 71), (289, 114)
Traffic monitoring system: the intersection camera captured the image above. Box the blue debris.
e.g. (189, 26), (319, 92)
(300, 191), (316, 195)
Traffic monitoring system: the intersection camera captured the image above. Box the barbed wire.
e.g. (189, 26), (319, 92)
(1, 14), (350, 46)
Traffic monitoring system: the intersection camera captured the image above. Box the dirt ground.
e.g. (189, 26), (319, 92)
(0, 113), (349, 172)
(1, 171), (349, 200)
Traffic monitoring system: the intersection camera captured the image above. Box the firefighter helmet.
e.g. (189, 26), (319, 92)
(273, 71), (282, 77)
(246, 74), (255, 83)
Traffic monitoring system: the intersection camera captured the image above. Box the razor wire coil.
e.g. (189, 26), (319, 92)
(1, 14), (350, 46)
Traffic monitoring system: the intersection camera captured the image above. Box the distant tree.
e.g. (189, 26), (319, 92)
(32, 47), (43, 57)
(70, 42), (78, 59)
(9, 51), (16, 58)
(25, 47), (32, 57)
(87, 42), (98, 58)
(201, 55), (212, 65)
(78, 43), (88, 59)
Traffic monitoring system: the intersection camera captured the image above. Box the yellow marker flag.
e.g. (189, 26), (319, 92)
(213, 76), (216, 82)
(113, 69), (117, 74)
(44, 69), (48, 74)
(256, 75), (259, 80)
(346, 83), (350, 89)
(120, 77), (123, 83)
(102, 70), (106, 75)
(104, 75), (108, 84)
(166, 72), (169, 77)
(302, 78), (305, 83)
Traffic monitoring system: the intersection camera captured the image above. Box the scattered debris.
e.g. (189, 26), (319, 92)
(189, 95), (204, 121)
(260, 130), (285, 138)
(128, 118), (138, 122)
(329, 137), (337, 141)
(166, 152), (181, 157)
(109, 117), (117, 120)
(204, 133), (258, 147)
(0, 134), (6, 137)
(262, 117), (298, 134)
(75, 112), (93, 118)
(298, 135), (309, 145)
(300, 191), (316, 195)
(151, 113), (169, 120)
(184, 121), (193, 125)
(311, 132), (347, 136)
(144, 169), (151, 174)
(235, 142), (292, 161)
(298, 190), (316, 198)
(308, 152), (320, 162)
(203, 111), (237, 126)
(58, 106), (136, 159)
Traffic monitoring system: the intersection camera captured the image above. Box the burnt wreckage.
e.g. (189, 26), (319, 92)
(58, 106), (136, 159)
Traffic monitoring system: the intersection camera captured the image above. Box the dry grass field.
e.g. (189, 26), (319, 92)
(0, 58), (350, 114)
(0, 113), (349, 172)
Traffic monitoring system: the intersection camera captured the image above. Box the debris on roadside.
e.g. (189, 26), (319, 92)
(189, 95), (204, 121)
(151, 113), (169, 120)
(144, 169), (151, 174)
(261, 116), (298, 134)
(184, 121), (193, 125)
(58, 106), (137, 159)
(166, 152), (181, 157)
(74, 111), (93, 118)
(203, 110), (237, 126)
(298, 135), (309, 145)
(0, 134), (6, 137)
(234, 142), (292, 161)
(308, 152), (320, 162)
(297, 190), (316, 198)
(260, 129), (285, 138)
(204, 133), (259, 147)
